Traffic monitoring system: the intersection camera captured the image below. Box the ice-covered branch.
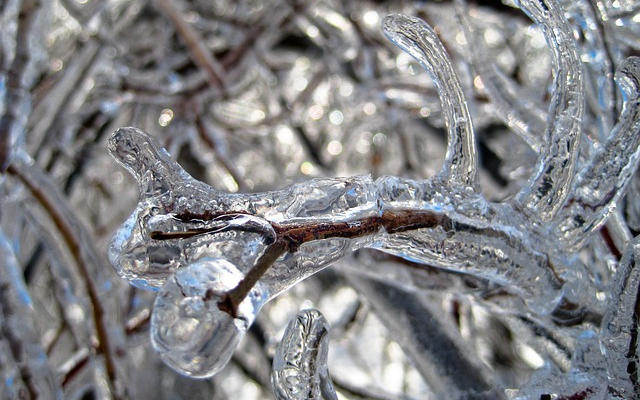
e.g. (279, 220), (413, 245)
(556, 57), (640, 251)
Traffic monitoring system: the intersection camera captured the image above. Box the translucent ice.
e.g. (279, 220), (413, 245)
(151, 258), (267, 377)
(272, 309), (337, 400)
(107, 126), (379, 290)
(106, 3), (640, 383)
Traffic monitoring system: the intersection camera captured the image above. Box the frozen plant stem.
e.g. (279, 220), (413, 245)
(176, 209), (511, 315)
(106, 2), (640, 382)
(148, 207), (467, 315)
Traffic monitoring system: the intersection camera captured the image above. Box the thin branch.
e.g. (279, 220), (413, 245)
(185, 209), (465, 314)
(153, 0), (227, 92)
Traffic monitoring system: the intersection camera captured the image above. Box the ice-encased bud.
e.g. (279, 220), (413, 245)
(151, 258), (267, 378)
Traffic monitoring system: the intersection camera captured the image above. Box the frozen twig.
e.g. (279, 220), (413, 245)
(383, 14), (479, 189)
(514, 0), (585, 222)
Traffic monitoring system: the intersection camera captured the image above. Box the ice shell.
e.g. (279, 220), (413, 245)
(272, 309), (337, 400)
(151, 258), (267, 377)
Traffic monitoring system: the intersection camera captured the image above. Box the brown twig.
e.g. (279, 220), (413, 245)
(157, 205), (564, 316)
(185, 209), (446, 315)
(218, 240), (288, 317)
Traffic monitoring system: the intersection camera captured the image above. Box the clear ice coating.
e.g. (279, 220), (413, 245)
(107, 126), (379, 291)
(556, 56), (640, 252)
(513, 0), (584, 223)
(382, 14), (478, 189)
(272, 309), (337, 400)
(151, 257), (267, 377)
(105, 1), (640, 392)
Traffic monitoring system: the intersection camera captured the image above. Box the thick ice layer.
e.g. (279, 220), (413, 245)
(108, 126), (379, 290)
(108, 126), (574, 314)
(151, 258), (267, 377)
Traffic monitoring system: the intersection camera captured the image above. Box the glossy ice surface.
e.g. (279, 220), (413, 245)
(105, 0), (640, 397)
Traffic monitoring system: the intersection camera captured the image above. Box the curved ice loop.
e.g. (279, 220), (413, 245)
(382, 14), (478, 190)
(555, 57), (640, 252)
(564, 0), (620, 142)
(513, 0), (585, 222)
(151, 258), (268, 378)
(600, 235), (640, 397)
(455, 0), (547, 152)
(272, 309), (337, 400)
(107, 127), (379, 289)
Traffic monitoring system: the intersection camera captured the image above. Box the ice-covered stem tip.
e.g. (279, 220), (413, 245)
(556, 57), (640, 251)
(272, 309), (337, 400)
(513, 0), (584, 222)
(383, 14), (478, 190)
